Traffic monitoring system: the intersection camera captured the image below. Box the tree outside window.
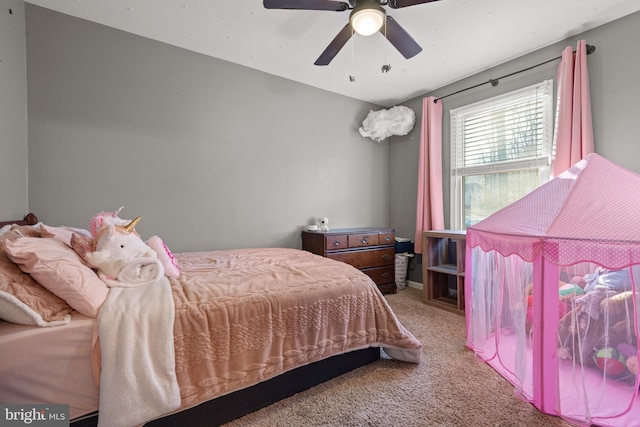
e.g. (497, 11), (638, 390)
(450, 80), (553, 229)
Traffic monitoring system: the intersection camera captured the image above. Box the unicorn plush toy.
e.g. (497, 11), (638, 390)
(86, 216), (157, 279)
(85, 208), (180, 286)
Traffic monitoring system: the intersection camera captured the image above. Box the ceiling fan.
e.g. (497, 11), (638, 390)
(263, 0), (442, 66)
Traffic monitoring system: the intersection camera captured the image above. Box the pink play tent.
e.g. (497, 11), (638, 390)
(465, 153), (640, 426)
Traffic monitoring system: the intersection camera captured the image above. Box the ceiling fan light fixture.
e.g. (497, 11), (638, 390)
(350, 5), (385, 36)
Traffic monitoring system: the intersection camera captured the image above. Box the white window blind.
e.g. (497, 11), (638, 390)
(450, 80), (553, 229)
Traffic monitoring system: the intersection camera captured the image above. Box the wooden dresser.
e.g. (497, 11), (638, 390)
(301, 227), (396, 294)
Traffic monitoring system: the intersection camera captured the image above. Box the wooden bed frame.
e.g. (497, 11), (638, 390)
(0, 212), (39, 228)
(2, 214), (381, 426)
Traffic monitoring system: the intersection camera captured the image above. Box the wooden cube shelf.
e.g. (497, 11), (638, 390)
(422, 230), (466, 315)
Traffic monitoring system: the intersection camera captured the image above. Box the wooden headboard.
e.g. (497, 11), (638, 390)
(0, 213), (39, 228)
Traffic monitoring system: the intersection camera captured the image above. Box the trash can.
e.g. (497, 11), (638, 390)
(394, 238), (414, 290)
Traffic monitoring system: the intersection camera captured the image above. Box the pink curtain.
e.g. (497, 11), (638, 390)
(551, 39), (594, 177)
(414, 97), (444, 254)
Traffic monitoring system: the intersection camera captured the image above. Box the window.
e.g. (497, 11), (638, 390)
(450, 80), (553, 229)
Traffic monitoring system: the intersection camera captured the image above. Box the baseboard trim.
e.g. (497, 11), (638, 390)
(406, 280), (422, 291)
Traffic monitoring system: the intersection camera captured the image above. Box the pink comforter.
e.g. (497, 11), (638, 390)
(169, 248), (422, 410)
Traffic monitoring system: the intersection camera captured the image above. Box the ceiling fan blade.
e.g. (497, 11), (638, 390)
(381, 16), (422, 59)
(387, 0), (441, 8)
(314, 23), (353, 66)
(263, 0), (349, 11)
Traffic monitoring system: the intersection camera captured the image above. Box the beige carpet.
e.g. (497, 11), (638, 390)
(222, 287), (575, 427)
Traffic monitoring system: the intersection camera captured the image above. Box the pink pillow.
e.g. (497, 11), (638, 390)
(147, 235), (180, 278)
(0, 253), (72, 326)
(5, 237), (109, 317)
(0, 225), (73, 326)
(40, 224), (92, 246)
(0, 225), (72, 326)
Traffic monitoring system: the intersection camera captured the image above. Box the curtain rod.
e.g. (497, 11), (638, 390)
(433, 44), (596, 103)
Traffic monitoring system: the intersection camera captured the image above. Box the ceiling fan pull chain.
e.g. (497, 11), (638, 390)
(350, 26), (356, 82)
(384, 17), (388, 65)
(382, 16), (392, 73)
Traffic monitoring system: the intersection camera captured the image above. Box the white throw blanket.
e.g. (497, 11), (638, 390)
(99, 257), (164, 288)
(97, 276), (179, 427)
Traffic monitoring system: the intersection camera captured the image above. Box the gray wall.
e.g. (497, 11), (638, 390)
(0, 2), (29, 220)
(5, 5), (638, 270)
(24, 5), (388, 252)
(391, 11), (640, 283)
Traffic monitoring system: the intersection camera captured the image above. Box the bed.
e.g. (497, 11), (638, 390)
(0, 213), (422, 427)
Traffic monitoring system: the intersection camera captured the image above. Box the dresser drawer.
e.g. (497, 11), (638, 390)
(362, 265), (394, 285)
(327, 247), (394, 269)
(348, 233), (379, 248)
(325, 235), (348, 250)
(379, 232), (394, 245)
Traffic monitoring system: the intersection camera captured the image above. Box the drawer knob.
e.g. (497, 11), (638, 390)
(382, 272), (390, 279)
(382, 254), (390, 260)
(333, 241), (341, 246)
(384, 236), (391, 242)
(361, 238), (368, 244)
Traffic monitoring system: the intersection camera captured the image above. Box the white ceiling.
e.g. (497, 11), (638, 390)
(24, 0), (640, 107)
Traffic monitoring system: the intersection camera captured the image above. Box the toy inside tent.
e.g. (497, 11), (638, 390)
(465, 154), (640, 426)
